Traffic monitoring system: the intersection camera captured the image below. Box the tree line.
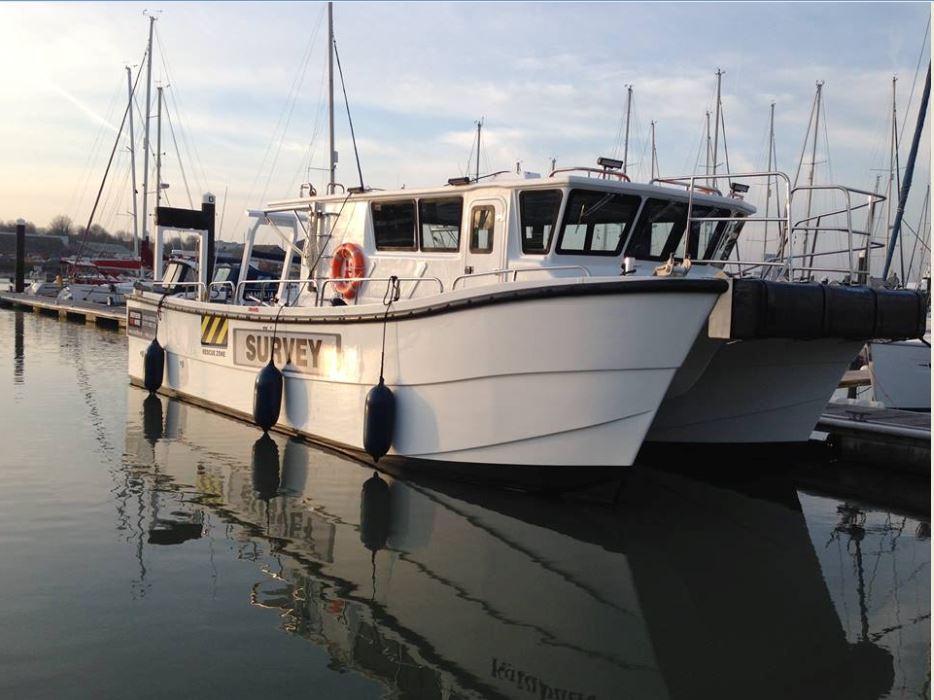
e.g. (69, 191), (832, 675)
(0, 215), (199, 253)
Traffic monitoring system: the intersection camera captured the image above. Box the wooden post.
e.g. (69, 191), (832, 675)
(14, 219), (26, 293)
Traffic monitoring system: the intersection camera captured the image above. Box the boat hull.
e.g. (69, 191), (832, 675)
(869, 339), (931, 410)
(127, 279), (724, 467)
(646, 334), (864, 443)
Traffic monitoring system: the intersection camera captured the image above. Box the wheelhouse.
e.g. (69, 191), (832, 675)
(250, 172), (756, 305)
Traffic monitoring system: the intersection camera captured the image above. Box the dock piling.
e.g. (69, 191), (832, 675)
(14, 219), (25, 293)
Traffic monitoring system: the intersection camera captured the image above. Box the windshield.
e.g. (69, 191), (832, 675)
(556, 189), (641, 256)
(624, 199), (730, 261)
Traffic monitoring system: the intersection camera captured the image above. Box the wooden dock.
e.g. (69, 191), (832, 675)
(817, 402), (930, 474)
(0, 291), (125, 329)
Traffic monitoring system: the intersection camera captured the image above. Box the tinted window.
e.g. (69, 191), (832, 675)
(705, 214), (745, 260)
(470, 205), (495, 253)
(419, 197), (462, 252)
(694, 208), (728, 259)
(372, 200), (416, 250)
(519, 190), (562, 254)
(557, 189), (641, 255)
(625, 199), (720, 261)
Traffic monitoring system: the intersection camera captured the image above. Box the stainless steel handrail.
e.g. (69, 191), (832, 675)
(451, 265), (592, 290)
(649, 177), (723, 196)
(151, 281), (207, 300)
(234, 278), (317, 304)
(208, 281), (236, 299)
(317, 276), (444, 305)
(549, 167), (631, 182)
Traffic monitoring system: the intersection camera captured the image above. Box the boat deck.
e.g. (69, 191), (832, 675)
(0, 291), (125, 329)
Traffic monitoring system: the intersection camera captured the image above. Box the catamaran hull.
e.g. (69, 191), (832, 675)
(646, 335), (864, 443)
(127, 280), (723, 467)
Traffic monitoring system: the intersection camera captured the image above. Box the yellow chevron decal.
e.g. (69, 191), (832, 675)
(200, 315), (229, 347)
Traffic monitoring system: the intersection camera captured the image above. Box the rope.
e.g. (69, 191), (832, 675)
(333, 38), (365, 190)
(73, 60), (147, 270)
(164, 100), (194, 208)
(378, 276), (400, 382)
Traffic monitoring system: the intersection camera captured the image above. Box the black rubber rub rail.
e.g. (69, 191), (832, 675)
(730, 279), (928, 341)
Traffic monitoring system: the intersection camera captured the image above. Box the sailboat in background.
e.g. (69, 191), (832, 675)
(58, 14), (203, 307)
(865, 65), (931, 411)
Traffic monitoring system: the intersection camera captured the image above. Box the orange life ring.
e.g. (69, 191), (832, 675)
(329, 243), (366, 299)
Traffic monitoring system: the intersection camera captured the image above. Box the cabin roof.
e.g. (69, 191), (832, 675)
(263, 172), (758, 216)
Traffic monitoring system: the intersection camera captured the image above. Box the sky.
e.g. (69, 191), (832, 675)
(0, 1), (930, 250)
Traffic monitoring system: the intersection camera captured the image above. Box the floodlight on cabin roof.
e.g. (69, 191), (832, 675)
(597, 156), (624, 170)
(447, 176), (472, 186)
(730, 183), (750, 194)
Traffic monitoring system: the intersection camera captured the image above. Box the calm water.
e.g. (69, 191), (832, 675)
(0, 309), (929, 699)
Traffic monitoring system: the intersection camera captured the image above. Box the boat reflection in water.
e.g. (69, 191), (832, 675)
(125, 388), (901, 700)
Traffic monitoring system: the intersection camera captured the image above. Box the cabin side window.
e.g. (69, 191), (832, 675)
(469, 205), (495, 253)
(705, 213), (745, 260)
(419, 197), (463, 252)
(519, 190), (562, 254)
(556, 189), (641, 256)
(372, 200), (417, 251)
(693, 208), (728, 259)
(624, 199), (722, 261)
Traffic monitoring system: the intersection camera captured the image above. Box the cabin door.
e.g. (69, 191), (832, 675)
(463, 198), (505, 287)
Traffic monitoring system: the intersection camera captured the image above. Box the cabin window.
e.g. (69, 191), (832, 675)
(705, 213), (745, 260)
(372, 200), (416, 250)
(419, 197), (462, 252)
(556, 189), (641, 256)
(470, 205), (495, 253)
(519, 189), (562, 254)
(694, 208), (728, 259)
(624, 199), (722, 261)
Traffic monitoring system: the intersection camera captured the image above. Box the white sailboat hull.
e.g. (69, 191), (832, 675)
(869, 339), (931, 410)
(128, 279), (723, 467)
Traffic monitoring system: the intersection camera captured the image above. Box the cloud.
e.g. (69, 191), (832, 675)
(0, 1), (929, 238)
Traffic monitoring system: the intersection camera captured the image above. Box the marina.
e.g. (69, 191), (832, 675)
(0, 310), (929, 698)
(0, 2), (930, 698)
(0, 290), (125, 329)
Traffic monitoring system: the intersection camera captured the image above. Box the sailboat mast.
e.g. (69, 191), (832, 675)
(622, 85), (632, 176)
(705, 111), (711, 186)
(156, 86), (163, 212)
(802, 81), (823, 266)
(885, 76), (897, 260)
(141, 15), (155, 247)
(764, 102), (775, 261)
(126, 66), (139, 257)
(650, 120), (658, 180)
(712, 69), (723, 177)
(475, 119), (482, 182)
(327, 1), (336, 192)
(883, 64), (931, 280)
(906, 184), (930, 284)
